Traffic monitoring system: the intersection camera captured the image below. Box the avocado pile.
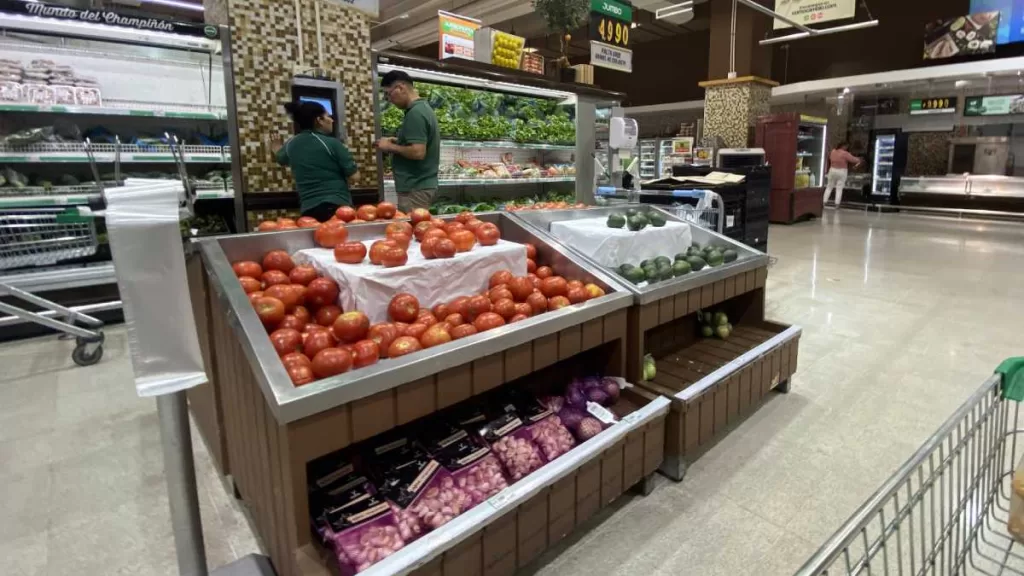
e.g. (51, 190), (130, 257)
(613, 241), (740, 286)
(699, 310), (733, 340)
(606, 207), (666, 231)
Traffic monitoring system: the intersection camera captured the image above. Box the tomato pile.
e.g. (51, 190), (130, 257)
(314, 209), (501, 268)
(255, 202), (409, 232)
(232, 237), (607, 388)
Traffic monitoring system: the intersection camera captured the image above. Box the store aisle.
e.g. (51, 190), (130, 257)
(2, 210), (1023, 575)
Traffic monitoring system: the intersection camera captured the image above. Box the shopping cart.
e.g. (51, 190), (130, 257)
(795, 363), (1024, 576)
(658, 189), (725, 234)
(0, 207), (105, 366)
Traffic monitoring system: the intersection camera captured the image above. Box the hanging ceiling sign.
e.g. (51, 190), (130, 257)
(438, 11), (480, 61)
(590, 41), (632, 73)
(772, 0), (857, 30)
(590, 0), (632, 49)
(0, 0), (220, 38)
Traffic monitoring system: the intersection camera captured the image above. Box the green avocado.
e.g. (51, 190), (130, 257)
(619, 263), (636, 275)
(713, 311), (729, 327)
(706, 250), (724, 267)
(607, 213), (626, 229)
(624, 267), (646, 285)
(626, 208), (639, 218)
(715, 324), (731, 339)
(627, 214), (649, 231)
(674, 252), (689, 262)
(691, 242), (702, 250)
(649, 212), (667, 227)
(657, 264), (674, 281)
(685, 255), (706, 271)
(722, 249), (738, 263)
(672, 260), (692, 276)
(639, 259), (651, 268)
(644, 266), (660, 283)
(686, 246), (703, 258)
(701, 325), (714, 338)
(654, 255), (672, 268)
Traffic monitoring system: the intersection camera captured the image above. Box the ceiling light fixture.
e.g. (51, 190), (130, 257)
(372, 12), (410, 29)
(656, 1), (694, 20)
(631, 22), (639, 29)
(143, 0), (204, 11)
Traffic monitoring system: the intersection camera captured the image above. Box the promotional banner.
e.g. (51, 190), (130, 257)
(0, 0), (219, 38)
(590, 41), (632, 73)
(970, 0), (1024, 44)
(773, 0), (856, 30)
(964, 94), (1024, 116)
(909, 97), (958, 115)
(923, 12), (999, 59)
(438, 11), (480, 61)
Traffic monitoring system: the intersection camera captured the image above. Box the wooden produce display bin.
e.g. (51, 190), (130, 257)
(197, 212), (669, 576)
(511, 206), (802, 481)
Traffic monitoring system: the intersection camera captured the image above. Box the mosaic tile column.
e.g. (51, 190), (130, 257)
(206, 0), (377, 196)
(699, 77), (777, 148)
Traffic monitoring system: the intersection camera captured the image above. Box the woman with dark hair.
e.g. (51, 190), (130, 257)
(822, 141), (861, 209)
(271, 100), (359, 221)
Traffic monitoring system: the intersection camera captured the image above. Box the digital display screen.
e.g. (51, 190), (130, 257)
(971, 0), (1024, 43)
(299, 96), (334, 116)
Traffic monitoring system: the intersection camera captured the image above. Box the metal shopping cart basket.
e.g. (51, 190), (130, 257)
(596, 187), (725, 233)
(0, 207), (104, 365)
(795, 360), (1024, 576)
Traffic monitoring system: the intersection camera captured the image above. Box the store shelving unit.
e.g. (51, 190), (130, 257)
(756, 113), (826, 224)
(639, 139), (657, 180)
(0, 9), (239, 341)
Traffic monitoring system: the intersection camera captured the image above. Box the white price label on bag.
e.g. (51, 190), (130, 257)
(622, 412), (643, 426)
(488, 489), (516, 510)
(587, 401), (618, 425)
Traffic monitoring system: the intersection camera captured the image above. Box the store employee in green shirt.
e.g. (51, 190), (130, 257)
(376, 71), (440, 212)
(272, 100), (359, 222)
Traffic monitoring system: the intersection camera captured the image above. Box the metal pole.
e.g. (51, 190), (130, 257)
(736, 0), (814, 32)
(158, 391), (209, 576)
(758, 20), (880, 45)
(729, 0), (737, 79)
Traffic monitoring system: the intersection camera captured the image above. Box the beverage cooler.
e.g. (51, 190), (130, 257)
(639, 139), (658, 180)
(869, 129), (909, 204)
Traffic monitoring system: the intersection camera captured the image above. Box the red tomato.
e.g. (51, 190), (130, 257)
(492, 298), (515, 320)
(388, 293), (420, 323)
(232, 260), (262, 278)
(261, 269), (290, 287)
(454, 211), (474, 224)
(239, 276), (262, 293)
(387, 336), (422, 358)
(473, 312), (505, 332)
(489, 287), (513, 303)
(410, 208), (431, 224)
(524, 243), (537, 260)
(315, 221), (349, 248)
(262, 250), (295, 273)
(269, 328), (303, 356)
(377, 202), (397, 219)
(514, 302), (533, 317)
(422, 228), (447, 243)
(279, 223), (299, 230)
(264, 284), (301, 311)
(419, 323), (452, 349)
(288, 265), (318, 286)
(443, 221), (466, 235)
(420, 237), (440, 259)
(380, 247), (408, 267)
(279, 314), (306, 332)
(433, 239), (457, 259)
(254, 296), (286, 328)
(394, 210), (408, 219)
(464, 219), (485, 233)
(535, 266), (553, 279)
(297, 216), (320, 228)
(567, 287), (589, 304)
(509, 314), (529, 323)
(489, 270), (514, 288)
(293, 305), (311, 324)
(526, 291), (548, 315)
(281, 352), (311, 370)
(526, 259), (537, 274)
(277, 218), (297, 227)
(431, 303), (450, 319)
(444, 313), (465, 327)
(475, 223), (500, 246)
(404, 323), (429, 340)
(430, 218), (446, 229)
(388, 232), (411, 250)
(413, 221), (434, 241)
(416, 309), (438, 326)
(540, 276), (569, 298)
(311, 348), (352, 378)
(385, 221), (412, 237)
(466, 295), (492, 321)
(333, 311), (370, 343)
(450, 230), (476, 253)
(351, 339), (380, 369)
(287, 363), (316, 386)
(448, 296), (470, 318)
(392, 322), (410, 336)
(527, 273), (541, 289)
(548, 296), (571, 310)
(257, 221), (280, 232)
(356, 205), (378, 221)
(368, 323), (399, 357)
(335, 206), (356, 222)
(508, 277), (534, 302)
(306, 277), (339, 308)
(350, 219), (366, 224)
(369, 239), (397, 265)
(334, 242), (367, 264)
(450, 324), (477, 340)
(247, 291), (264, 305)
(314, 305), (342, 327)
(567, 280), (584, 291)
(585, 283), (606, 299)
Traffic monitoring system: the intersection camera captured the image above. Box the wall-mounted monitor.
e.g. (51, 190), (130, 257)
(291, 77), (346, 140)
(970, 0), (1024, 44)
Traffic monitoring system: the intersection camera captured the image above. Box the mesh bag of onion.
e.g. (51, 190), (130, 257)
(433, 436), (510, 506)
(476, 411), (548, 481)
(316, 488), (407, 575)
(508, 394), (577, 461)
(374, 443), (474, 531)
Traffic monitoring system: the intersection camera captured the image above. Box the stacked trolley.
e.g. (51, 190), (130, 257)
(796, 363), (1024, 576)
(0, 207), (105, 365)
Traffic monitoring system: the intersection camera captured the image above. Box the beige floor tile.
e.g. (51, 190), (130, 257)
(0, 531), (48, 576)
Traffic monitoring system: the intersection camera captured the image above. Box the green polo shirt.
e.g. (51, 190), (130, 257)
(393, 99), (439, 192)
(276, 131), (357, 213)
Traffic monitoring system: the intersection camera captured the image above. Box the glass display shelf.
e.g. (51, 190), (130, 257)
(0, 102), (228, 120)
(385, 176), (575, 187)
(440, 140), (575, 151)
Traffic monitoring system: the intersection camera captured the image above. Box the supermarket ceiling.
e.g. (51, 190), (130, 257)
(371, 0), (710, 55)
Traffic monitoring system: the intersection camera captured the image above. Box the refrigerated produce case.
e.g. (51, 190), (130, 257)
(756, 113), (826, 223)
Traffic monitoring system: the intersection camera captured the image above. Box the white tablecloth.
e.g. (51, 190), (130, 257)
(549, 217), (692, 268)
(294, 239), (527, 323)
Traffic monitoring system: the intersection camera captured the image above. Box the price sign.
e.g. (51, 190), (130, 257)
(590, 0), (632, 50)
(909, 97), (958, 115)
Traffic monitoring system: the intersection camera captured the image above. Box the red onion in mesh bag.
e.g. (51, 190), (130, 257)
(540, 395), (566, 413)
(558, 406), (587, 431)
(575, 416), (606, 441)
(601, 377), (621, 402)
(565, 378), (587, 407)
(585, 386), (611, 407)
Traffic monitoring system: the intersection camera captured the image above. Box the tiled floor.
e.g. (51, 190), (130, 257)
(3, 210), (1024, 575)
